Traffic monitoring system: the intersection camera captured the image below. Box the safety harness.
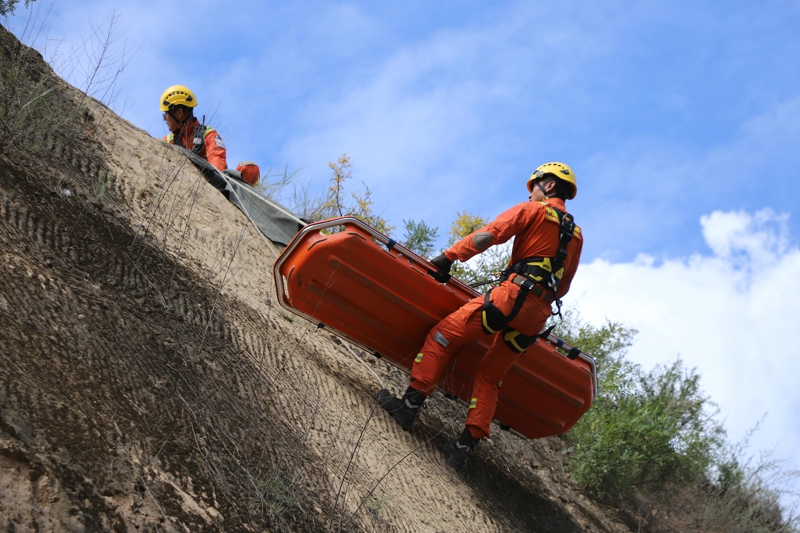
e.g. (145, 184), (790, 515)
(480, 205), (577, 353)
(166, 116), (211, 155)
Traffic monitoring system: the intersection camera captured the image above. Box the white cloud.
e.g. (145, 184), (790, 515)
(571, 208), (800, 486)
(701, 209), (791, 266)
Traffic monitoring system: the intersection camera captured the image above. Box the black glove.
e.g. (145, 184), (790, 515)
(428, 253), (454, 283)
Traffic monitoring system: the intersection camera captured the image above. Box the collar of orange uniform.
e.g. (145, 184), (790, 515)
(540, 197), (567, 212)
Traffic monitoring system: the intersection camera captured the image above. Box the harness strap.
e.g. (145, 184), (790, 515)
(510, 274), (554, 302)
(502, 327), (539, 353)
(509, 208), (575, 292)
(505, 207), (576, 317)
(481, 206), (577, 344)
(480, 277), (533, 335)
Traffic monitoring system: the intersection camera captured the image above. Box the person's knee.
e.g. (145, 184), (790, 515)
(470, 373), (502, 398)
(410, 348), (446, 392)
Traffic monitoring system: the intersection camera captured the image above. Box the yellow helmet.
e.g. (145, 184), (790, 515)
(527, 162), (577, 199)
(159, 85), (198, 112)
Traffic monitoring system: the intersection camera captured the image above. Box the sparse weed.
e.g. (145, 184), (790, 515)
(367, 495), (393, 517)
(252, 164), (303, 201)
(93, 169), (113, 198)
(166, 299), (184, 316)
(1, 8), (134, 197)
(258, 474), (298, 516)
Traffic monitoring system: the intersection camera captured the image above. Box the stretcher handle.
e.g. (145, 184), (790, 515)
(545, 334), (598, 396)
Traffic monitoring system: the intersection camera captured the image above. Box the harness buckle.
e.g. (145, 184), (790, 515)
(518, 277), (536, 291)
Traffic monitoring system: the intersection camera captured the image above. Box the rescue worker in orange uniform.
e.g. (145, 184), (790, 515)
(160, 85), (228, 171)
(377, 162), (583, 471)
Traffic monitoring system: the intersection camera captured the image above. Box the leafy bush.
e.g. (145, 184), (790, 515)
(559, 314), (723, 499)
(556, 311), (798, 531)
(566, 359), (723, 500)
(401, 218), (439, 259)
(0, 0), (36, 16)
(445, 210), (510, 291)
(288, 154), (394, 235)
(558, 315), (724, 499)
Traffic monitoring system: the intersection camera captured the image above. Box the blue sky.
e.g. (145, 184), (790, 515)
(6, 0), (800, 505)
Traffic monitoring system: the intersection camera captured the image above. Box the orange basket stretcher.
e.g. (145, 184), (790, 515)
(273, 217), (597, 439)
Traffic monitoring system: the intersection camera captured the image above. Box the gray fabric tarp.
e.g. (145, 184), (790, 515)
(182, 149), (306, 246)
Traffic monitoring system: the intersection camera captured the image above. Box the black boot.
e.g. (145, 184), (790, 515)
(377, 386), (425, 430)
(443, 427), (481, 471)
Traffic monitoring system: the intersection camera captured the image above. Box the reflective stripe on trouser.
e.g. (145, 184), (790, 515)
(409, 281), (551, 438)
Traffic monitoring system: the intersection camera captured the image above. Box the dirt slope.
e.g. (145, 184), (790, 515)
(1, 25), (635, 533)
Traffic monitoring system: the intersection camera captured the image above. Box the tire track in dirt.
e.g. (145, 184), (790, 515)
(264, 293), (592, 532)
(1, 176), (315, 529)
(255, 327), (487, 532)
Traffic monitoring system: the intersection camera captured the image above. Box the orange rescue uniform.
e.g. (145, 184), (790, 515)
(410, 197), (583, 439)
(163, 117), (228, 171)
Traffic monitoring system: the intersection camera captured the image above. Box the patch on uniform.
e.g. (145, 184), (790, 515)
(415, 353), (423, 363)
(544, 206), (559, 223)
(469, 398), (477, 409)
(473, 231), (493, 251)
(433, 331), (449, 347)
(214, 135), (226, 149)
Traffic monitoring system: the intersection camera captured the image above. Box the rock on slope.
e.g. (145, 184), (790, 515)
(0, 25), (633, 533)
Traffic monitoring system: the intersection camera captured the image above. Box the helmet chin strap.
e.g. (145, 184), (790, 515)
(168, 108), (188, 130)
(535, 180), (550, 200)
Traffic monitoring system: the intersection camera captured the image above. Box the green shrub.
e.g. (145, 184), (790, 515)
(556, 312), (797, 531)
(559, 316), (724, 500)
(401, 218), (439, 259)
(565, 359), (723, 500)
(0, 0), (36, 16)
(557, 314), (723, 500)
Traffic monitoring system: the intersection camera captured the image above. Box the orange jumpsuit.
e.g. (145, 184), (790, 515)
(409, 197), (583, 439)
(164, 117), (228, 171)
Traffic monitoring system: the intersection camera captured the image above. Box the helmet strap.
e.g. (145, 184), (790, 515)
(535, 180), (550, 200)
(168, 105), (193, 128)
(167, 109), (194, 146)
(167, 108), (182, 126)
(167, 108), (191, 148)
